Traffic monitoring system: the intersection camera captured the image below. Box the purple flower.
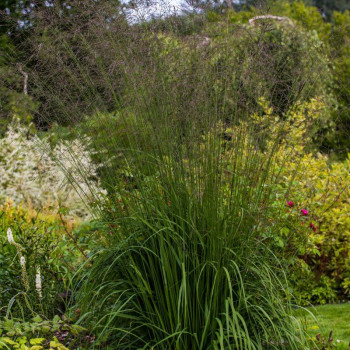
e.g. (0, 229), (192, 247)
(287, 201), (294, 208)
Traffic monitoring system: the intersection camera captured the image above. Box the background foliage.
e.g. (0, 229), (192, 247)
(1, 0), (350, 348)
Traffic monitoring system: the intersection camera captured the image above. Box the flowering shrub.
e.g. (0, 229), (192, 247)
(251, 99), (350, 305)
(0, 120), (104, 220)
(285, 153), (350, 305)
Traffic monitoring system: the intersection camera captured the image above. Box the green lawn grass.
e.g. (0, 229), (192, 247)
(297, 303), (350, 346)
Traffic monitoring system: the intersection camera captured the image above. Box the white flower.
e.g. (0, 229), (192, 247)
(35, 267), (42, 299)
(7, 227), (15, 245)
(19, 255), (29, 291)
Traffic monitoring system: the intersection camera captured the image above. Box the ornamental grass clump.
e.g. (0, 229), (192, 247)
(75, 119), (309, 348)
(19, 1), (333, 348)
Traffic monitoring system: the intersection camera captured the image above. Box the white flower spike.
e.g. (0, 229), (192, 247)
(36, 267), (42, 299)
(7, 227), (15, 245)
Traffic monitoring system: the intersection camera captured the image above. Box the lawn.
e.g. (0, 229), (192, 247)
(297, 304), (350, 346)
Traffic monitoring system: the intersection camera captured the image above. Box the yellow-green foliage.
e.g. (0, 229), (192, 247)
(0, 315), (89, 350)
(255, 99), (350, 304)
(0, 200), (77, 232)
(0, 336), (67, 350)
(286, 150), (350, 304)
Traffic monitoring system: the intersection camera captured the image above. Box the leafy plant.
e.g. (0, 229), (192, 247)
(0, 315), (93, 350)
(0, 203), (94, 318)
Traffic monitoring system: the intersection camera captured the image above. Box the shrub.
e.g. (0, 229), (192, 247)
(251, 98), (350, 305)
(287, 153), (350, 305)
(0, 120), (104, 220)
(215, 2), (332, 118)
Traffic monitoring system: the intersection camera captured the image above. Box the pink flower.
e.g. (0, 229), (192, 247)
(309, 222), (317, 232)
(301, 209), (309, 216)
(287, 201), (294, 208)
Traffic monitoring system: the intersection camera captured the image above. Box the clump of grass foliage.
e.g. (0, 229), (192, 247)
(20, 1), (332, 348)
